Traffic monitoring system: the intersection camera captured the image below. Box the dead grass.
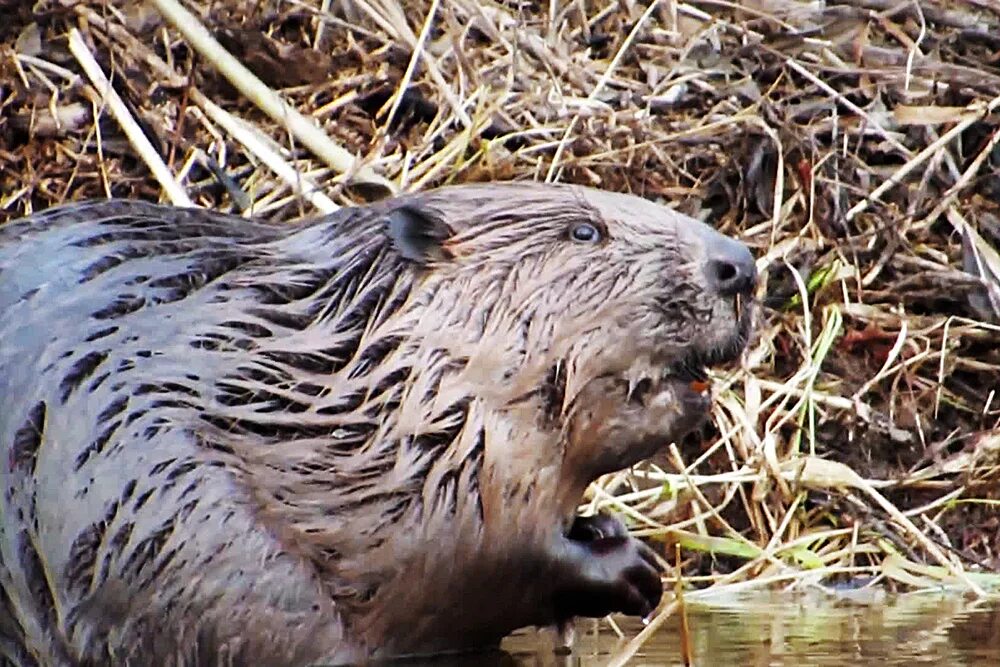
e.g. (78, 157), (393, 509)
(3, 0), (1000, 659)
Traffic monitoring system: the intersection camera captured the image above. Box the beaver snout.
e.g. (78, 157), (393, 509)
(699, 227), (757, 298)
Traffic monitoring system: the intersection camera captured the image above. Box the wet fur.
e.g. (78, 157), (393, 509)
(0, 182), (752, 666)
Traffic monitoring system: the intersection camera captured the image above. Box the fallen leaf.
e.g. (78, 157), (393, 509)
(893, 105), (973, 126)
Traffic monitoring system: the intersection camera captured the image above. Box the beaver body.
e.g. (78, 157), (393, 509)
(0, 182), (755, 666)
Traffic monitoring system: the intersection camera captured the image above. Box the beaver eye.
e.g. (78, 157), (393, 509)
(570, 222), (601, 243)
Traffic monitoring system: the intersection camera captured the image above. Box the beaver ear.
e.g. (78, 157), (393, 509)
(387, 205), (454, 264)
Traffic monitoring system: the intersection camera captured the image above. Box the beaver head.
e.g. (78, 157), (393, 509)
(364, 182), (755, 517)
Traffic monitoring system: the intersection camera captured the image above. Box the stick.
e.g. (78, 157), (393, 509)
(68, 28), (193, 206)
(150, 0), (395, 196)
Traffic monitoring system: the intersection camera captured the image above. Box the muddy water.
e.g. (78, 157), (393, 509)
(492, 589), (1000, 666)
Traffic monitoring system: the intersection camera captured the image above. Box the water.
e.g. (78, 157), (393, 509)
(493, 588), (1000, 666)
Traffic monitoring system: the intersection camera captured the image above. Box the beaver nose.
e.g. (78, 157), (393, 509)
(704, 234), (757, 297)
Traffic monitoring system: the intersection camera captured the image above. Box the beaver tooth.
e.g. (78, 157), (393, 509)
(626, 377), (641, 403)
(624, 356), (654, 387)
(627, 377), (653, 405)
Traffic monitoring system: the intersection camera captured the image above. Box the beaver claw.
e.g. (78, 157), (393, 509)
(551, 513), (663, 621)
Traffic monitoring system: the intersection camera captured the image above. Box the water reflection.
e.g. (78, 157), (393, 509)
(492, 589), (1000, 666)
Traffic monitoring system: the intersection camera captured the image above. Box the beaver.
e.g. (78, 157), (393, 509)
(0, 181), (755, 666)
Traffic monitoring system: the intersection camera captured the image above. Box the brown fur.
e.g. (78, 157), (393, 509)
(0, 182), (754, 666)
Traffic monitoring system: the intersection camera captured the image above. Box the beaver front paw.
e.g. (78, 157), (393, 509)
(567, 512), (631, 542)
(551, 513), (663, 621)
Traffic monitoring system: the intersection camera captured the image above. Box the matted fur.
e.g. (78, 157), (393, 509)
(0, 182), (753, 666)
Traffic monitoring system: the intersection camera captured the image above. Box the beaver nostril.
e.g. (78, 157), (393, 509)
(712, 261), (738, 284)
(704, 237), (757, 297)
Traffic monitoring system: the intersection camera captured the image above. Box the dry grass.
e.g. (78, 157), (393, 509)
(3, 0), (1000, 659)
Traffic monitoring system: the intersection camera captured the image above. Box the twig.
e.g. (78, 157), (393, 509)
(197, 97), (339, 214)
(149, 0), (395, 195)
(380, 0), (441, 135)
(785, 58), (911, 156)
(845, 92), (1000, 221)
(76, 6), (337, 214)
(67, 27), (192, 206)
(917, 125), (1000, 230)
(545, 0), (661, 182)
